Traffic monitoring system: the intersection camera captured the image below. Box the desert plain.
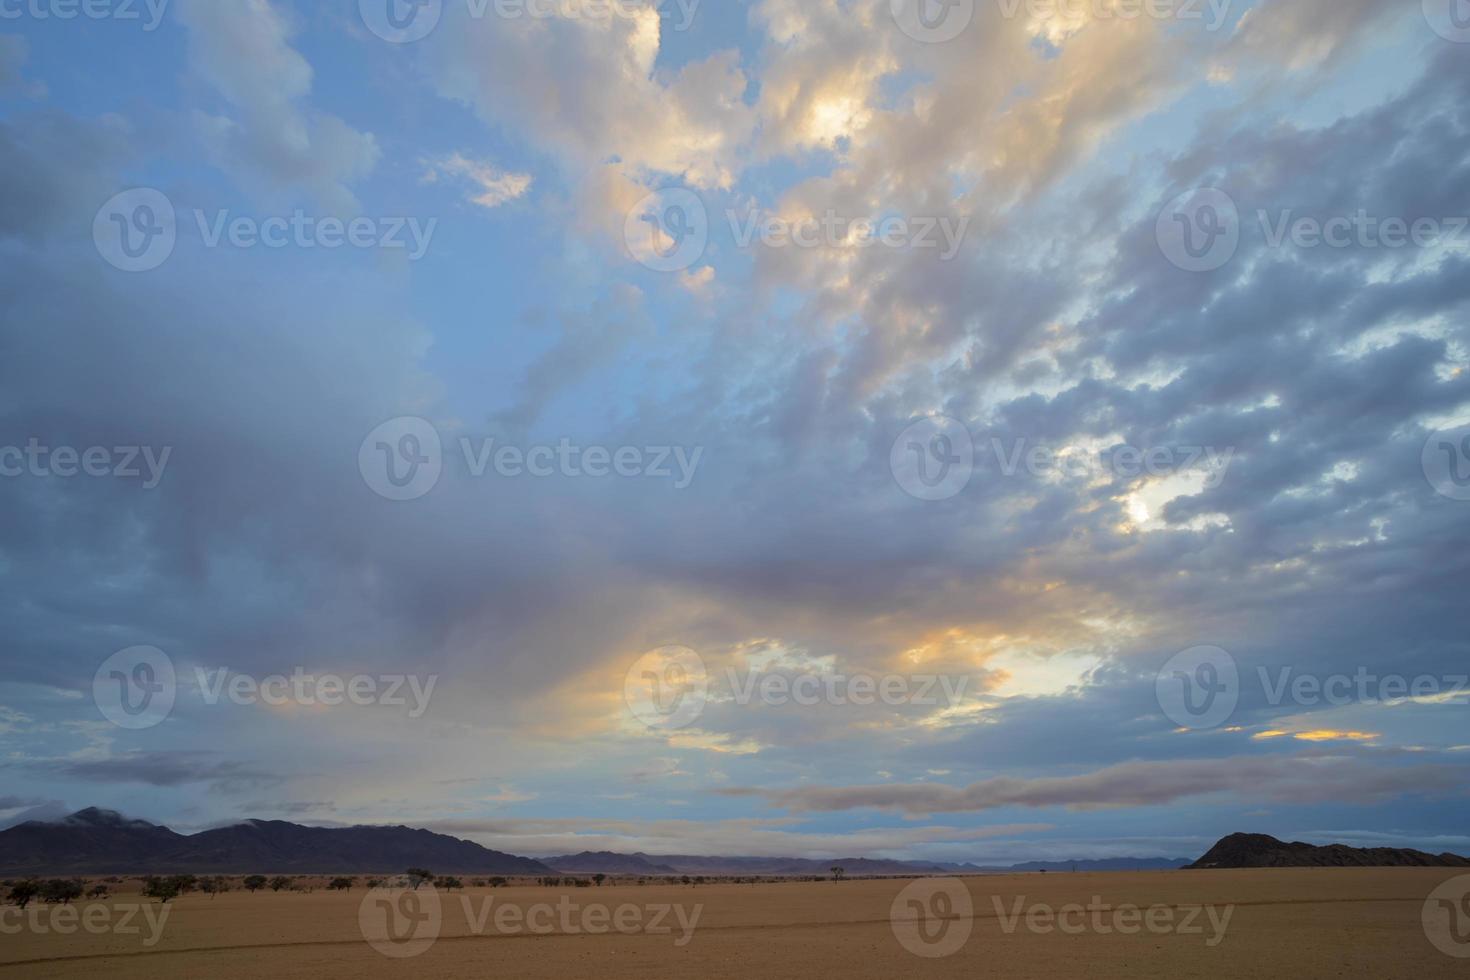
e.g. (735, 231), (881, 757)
(2, 867), (1467, 979)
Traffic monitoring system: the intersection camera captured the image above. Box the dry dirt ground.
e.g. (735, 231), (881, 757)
(2, 868), (1467, 978)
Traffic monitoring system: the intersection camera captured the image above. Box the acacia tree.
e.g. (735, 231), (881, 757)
(329, 877), (356, 891)
(142, 877), (182, 904)
(200, 877), (231, 898)
(405, 868), (433, 890)
(243, 875), (267, 893)
(6, 881), (40, 909)
(42, 879), (84, 904)
(268, 876), (291, 893)
(830, 867), (846, 881)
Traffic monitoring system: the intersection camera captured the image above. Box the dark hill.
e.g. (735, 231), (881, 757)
(1189, 833), (1470, 869)
(546, 852), (681, 875)
(0, 809), (556, 876)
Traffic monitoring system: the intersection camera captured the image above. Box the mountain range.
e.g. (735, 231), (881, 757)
(1187, 833), (1470, 869)
(1, 810), (1191, 877)
(0, 808), (555, 876)
(13, 811), (1456, 878)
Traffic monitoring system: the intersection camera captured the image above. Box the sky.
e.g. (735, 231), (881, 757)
(0, 0), (1468, 865)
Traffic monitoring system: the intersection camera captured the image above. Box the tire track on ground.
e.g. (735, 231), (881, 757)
(0, 895), (1427, 968)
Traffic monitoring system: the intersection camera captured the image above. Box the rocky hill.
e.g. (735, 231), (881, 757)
(1188, 833), (1470, 869)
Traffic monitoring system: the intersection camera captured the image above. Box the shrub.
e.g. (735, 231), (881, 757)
(86, 884), (111, 900)
(268, 876), (291, 893)
(329, 877), (355, 891)
(243, 875), (267, 893)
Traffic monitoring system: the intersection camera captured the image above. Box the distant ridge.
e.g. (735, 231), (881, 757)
(0, 808), (1195, 877)
(1189, 833), (1470, 869)
(0, 808), (555, 876)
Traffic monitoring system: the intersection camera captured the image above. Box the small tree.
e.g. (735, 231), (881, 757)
(592, 874), (607, 887)
(434, 876), (463, 892)
(405, 868), (434, 890)
(366, 878), (385, 888)
(489, 877), (507, 889)
(243, 875), (267, 893)
(87, 884), (111, 900)
(268, 876), (291, 893)
(329, 877), (356, 891)
(830, 867), (846, 881)
(200, 876), (230, 898)
(143, 876), (182, 904)
(7, 881), (40, 909)
(41, 879), (84, 905)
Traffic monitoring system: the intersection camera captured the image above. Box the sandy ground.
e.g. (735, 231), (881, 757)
(2, 868), (1467, 978)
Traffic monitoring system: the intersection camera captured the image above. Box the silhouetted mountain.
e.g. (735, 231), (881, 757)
(1188, 833), (1470, 869)
(938, 857), (1190, 873)
(0, 808), (187, 874)
(546, 852), (681, 875)
(0, 809), (556, 876)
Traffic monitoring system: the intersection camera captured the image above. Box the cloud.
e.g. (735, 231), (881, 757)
(175, 0), (379, 211)
(727, 755), (1470, 816)
(50, 751), (280, 791)
(423, 153), (533, 209)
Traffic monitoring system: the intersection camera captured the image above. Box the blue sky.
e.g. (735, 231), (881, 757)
(1, 0), (1468, 863)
